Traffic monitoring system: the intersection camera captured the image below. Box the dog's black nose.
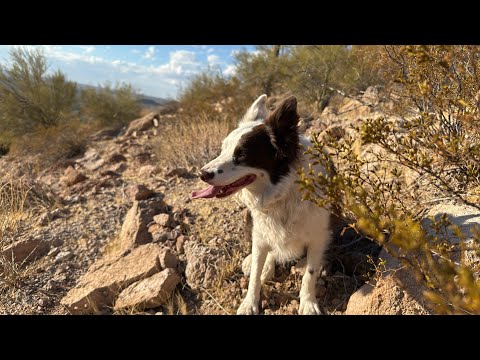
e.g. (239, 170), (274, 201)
(200, 170), (214, 182)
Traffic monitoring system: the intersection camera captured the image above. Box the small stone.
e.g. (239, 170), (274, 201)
(176, 235), (186, 254)
(48, 247), (60, 257)
(239, 277), (248, 289)
(153, 213), (172, 228)
(126, 184), (154, 201)
(55, 251), (74, 263)
(62, 166), (87, 187)
(165, 167), (191, 178)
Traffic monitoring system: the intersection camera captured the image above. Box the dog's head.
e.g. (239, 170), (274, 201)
(192, 94), (300, 199)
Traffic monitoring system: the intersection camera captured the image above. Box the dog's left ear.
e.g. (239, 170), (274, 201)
(240, 94), (268, 124)
(266, 96), (299, 139)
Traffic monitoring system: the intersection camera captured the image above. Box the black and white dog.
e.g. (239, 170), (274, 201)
(192, 95), (332, 314)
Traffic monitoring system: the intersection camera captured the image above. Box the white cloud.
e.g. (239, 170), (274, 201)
(230, 49), (240, 57)
(131, 49), (141, 54)
(79, 46), (95, 54)
(0, 45), (233, 98)
(207, 54), (220, 67)
(143, 46), (156, 60)
(223, 64), (237, 77)
(207, 48), (215, 53)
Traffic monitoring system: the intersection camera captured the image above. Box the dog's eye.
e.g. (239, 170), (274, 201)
(232, 155), (240, 165)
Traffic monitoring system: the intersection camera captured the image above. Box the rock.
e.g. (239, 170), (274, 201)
(55, 251), (74, 263)
(165, 167), (191, 178)
(158, 247), (178, 269)
(346, 202), (480, 315)
(114, 268), (181, 310)
(62, 166), (87, 187)
(184, 242), (223, 290)
(47, 247), (60, 257)
(37, 208), (65, 226)
(100, 170), (121, 178)
(176, 235), (186, 254)
(153, 213), (173, 228)
(345, 275), (430, 315)
(106, 153), (127, 164)
(126, 184), (154, 201)
(423, 203), (480, 268)
(125, 113), (160, 136)
(0, 237), (50, 264)
(109, 162), (127, 174)
(137, 165), (157, 178)
(60, 243), (170, 314)
(118, 197), (168, 253)
(362, 86), (380, 106)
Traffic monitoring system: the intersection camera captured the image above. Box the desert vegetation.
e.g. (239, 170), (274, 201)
(1, 45), (479, 315)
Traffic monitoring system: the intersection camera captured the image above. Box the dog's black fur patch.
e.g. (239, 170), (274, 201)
(233, 96), (300, 184)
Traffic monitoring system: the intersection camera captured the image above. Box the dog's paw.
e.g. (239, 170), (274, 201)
(299, 296), (322, 315)
(237, 298), (259, 315)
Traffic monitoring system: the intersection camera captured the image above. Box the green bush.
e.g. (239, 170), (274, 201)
(80, 82), (141, 127)
(0, 47), (77, 137)
(299, 45), (480, 314)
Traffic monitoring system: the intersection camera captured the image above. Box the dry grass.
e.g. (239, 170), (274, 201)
(9, 120), (98, 168)
(153, 112), (236, 169)
(0, 179), (29, 242)
(0, 177), (56, 293)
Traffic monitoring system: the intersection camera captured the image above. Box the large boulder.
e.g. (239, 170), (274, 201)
(60, 243), (176, 314)
(345, 202), (480, 315)
(125, 113), (160, 136)
(114, 268), (181, 311)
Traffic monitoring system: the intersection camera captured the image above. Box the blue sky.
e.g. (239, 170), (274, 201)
(0, 45), (255, 99)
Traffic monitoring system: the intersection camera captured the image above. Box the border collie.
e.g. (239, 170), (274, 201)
(192, 94), (332, 315)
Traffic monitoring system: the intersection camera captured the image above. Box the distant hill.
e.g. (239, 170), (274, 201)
(77, 83), (172, 108)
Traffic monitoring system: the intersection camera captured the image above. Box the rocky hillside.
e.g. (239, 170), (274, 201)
(1, 90), (478, 315)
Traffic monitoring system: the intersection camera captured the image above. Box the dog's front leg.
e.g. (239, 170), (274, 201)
(299, 241), (326, 315)
(237, 237), (268, 315)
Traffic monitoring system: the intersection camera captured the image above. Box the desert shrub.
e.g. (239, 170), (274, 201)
(80, 82), (141, 127)
(234, 45), (292, 97)
(9, 120), (94, 167)
(0, 47), (77, 139)
(299, 45), (480, 314)
(153, 111), (236, 170)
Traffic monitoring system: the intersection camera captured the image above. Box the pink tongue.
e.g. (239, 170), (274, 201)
(191, 185), (223, 199)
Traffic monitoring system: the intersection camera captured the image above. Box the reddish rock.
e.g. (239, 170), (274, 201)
(60, 243), (176, 314)
(0, 237), (50, 264)
(126, 184), (154, 201)
(114, 269), (181, 311)
(62, 166), (87, 187)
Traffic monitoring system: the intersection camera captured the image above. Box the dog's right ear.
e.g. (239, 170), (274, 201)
(240, 94), (268, 124)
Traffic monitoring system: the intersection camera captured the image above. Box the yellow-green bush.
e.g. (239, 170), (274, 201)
(80, 82), (141, 128)
(299, 45), (480, 314)
(0, 47), (77, 136)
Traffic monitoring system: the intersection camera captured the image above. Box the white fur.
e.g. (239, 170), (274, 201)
(201, 95), (332, 315)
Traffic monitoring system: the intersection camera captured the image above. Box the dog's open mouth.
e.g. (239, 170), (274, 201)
(191, 174), (257, 199)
